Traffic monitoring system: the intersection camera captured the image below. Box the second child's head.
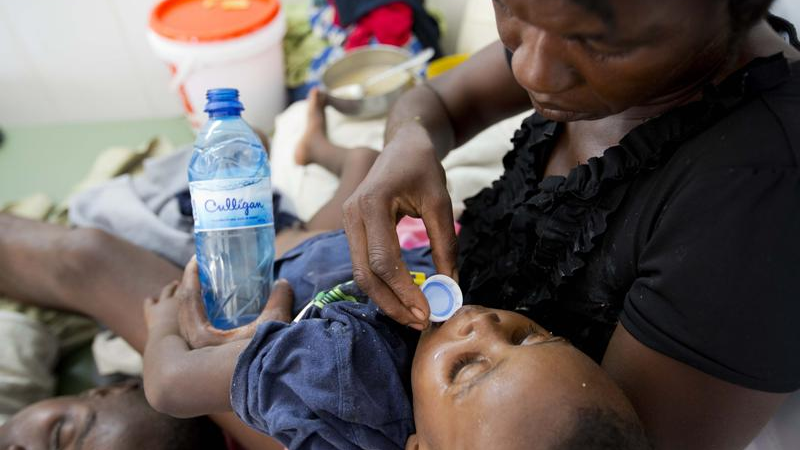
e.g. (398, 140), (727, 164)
(0, 379), (224, 450)
(407, 305), (650, 450)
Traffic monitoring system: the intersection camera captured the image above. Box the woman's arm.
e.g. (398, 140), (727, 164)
(602, 167), (800, 449)
(385, 40), (531, 159)
(343, 41), (531, 329)
(603, 326), (788, 450)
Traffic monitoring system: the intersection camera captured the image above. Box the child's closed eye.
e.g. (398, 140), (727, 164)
(512, 325), (539, 345)
(447, 325), (542, 383)
(448, 353), (488, 383)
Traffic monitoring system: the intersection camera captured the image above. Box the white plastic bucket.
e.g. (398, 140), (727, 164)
(147, 6), (287, 135)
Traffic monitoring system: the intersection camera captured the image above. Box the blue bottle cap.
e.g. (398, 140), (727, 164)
(205, 88), (244, 116)
(421, 275), (463, 322)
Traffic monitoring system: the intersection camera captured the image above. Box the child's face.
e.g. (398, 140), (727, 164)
(0, 382), (175, 450)
(407, 305), (634, 450)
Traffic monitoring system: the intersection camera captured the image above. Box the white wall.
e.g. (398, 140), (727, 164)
(0, 0), (180, 126)
(426, 0), (466, 55)
(0, 0), (468, 126)
(0, 0), (798, 127)
(773, 0), (800, 26)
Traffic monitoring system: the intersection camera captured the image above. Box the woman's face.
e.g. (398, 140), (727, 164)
(496, 0), (735, 121)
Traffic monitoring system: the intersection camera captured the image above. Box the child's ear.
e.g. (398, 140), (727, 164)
(405, 434), (420, 450)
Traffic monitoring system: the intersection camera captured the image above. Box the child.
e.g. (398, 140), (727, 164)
(0, 379), (227, 450)
(143, 251), (651, 450)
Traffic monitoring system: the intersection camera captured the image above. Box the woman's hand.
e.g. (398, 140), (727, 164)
(343, 122), (458, 330)
(341, 43), (531, 329)
(175, 258), (295, 349)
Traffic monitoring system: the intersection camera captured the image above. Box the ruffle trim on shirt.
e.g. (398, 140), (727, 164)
(458, 53), (793, 312)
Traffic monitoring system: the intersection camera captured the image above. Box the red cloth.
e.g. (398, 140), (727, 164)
(345, 2), (413, 50)
(326, 1), (413, 50)
(396, 216), (461, 250)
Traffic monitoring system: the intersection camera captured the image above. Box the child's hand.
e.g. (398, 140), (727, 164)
(177, 257), (296, 349)
(144, 280), (182, 336)
(143, 263), (255, 419)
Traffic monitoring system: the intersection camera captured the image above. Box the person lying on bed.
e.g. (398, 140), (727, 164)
(0, 379), (231, 450)
(0, 90), (370, 450)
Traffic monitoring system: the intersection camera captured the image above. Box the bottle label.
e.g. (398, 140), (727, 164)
(189, 177), (273, 231)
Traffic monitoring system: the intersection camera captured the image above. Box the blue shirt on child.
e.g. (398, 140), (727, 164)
(230, 230), (434, 450)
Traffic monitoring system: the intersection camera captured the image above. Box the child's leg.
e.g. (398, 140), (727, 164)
(293, 89), (380, 231)
(303, 146), (378, 231)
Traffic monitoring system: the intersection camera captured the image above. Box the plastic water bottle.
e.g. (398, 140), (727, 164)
(188, 88), (274, 329)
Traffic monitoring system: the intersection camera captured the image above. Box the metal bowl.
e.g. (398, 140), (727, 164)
(321, 46), (415, 119)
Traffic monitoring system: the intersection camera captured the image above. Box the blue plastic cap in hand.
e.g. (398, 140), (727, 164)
(421, 275), (463, 322)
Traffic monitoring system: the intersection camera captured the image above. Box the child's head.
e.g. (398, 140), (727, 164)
(0, 379), (224, 450)
(407, 305), (649, 450)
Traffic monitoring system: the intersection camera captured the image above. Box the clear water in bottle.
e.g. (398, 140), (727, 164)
(188, 88), (275, 329)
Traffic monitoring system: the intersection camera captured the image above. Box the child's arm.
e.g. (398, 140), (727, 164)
(142, 280), (246, 418)
(143, 263), (294, 419)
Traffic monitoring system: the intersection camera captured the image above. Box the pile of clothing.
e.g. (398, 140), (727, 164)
(285, 0), (441, 101)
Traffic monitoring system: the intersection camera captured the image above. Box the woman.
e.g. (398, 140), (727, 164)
(341, 1), (800, 449)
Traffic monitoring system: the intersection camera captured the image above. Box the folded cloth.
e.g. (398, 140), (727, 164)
(0, 193), (53, 220)
(0, 312), (58, 425)
(69, 148), (195, 266)
(71, 146), (303, 267)
(91, 331), (142, 377)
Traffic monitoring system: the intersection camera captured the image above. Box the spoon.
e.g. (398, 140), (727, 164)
(330, 48), (435, 100)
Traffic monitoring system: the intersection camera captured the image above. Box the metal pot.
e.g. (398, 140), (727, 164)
(321, 46), (415, 119)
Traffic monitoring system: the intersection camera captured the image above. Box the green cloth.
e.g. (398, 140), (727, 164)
(283, 1), (328, 88)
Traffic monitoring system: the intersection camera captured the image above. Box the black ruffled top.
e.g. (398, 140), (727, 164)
(456, 51), (800, 392)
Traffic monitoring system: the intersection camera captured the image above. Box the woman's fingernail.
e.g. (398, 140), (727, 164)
(411, 307), (427, 321)
(409, 323), (424, 331)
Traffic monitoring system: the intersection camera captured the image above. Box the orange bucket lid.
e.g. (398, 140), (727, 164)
(150, 0), (280, 43)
